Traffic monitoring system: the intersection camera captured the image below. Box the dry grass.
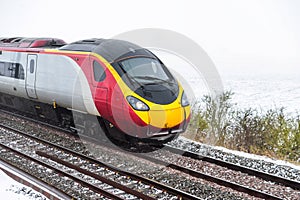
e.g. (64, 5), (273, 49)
(186, 91), (300, 164)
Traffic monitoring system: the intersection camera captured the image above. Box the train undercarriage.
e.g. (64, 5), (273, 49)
(0, 92), (175, 151)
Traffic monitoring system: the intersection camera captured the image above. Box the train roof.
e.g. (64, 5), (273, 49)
(0, 37), (155, 63)
(59, 38), (155, 63)
(0, 37), (66, 48)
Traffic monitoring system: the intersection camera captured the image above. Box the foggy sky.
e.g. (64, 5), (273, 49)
(0, 0), (299, 75)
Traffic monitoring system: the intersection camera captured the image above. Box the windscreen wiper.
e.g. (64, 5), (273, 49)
(133, 76), (175, 85)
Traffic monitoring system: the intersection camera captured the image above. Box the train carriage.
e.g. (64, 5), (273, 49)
(0, 37), (191, 145)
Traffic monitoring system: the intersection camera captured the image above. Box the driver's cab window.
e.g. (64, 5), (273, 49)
(93, 60), (106, 82)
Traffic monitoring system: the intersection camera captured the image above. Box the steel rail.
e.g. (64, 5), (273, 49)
(0, 123), (202, 200)
(164, 144), (300, 190)
(0, 143), (124, 200)
(0, 159), (71, 200)
(135, 153), (283, 200)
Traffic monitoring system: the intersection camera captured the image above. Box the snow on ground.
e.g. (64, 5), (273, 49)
(179, 136), (300, 171)
(213, 144), (300, 170)
(0, 169), (48, 200)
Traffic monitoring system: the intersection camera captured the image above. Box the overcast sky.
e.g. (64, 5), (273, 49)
(1, 0), (299, 75)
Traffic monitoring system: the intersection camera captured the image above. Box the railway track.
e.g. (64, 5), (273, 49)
(0, 124), (201, 200)
(91, 143), (300, 200)
(163, 144), (300, 191)
(0, 127), (133, 199)
(135, 153), (282, 200)
(0, 159), (70, 200)
(79, 134), (298, 199)
(1, 109), (300, 199)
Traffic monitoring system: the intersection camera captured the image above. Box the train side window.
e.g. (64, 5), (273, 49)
(93, 60), (106, 82)
(16, 64), (25, 79)
(30, 59), (35, 73)
(0, 62), (24, 79)
(0, 62), (4, 76)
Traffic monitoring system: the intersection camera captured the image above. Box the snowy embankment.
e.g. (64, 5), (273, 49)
(0, 169), (48, 200)
(180, 136), (300, 170)
(170, 136), (300, 181)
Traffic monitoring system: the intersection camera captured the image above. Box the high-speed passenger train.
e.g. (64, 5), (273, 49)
(0, 37), (191, 145)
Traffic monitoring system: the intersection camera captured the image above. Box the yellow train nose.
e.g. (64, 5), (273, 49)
(148, 107), (186, 129)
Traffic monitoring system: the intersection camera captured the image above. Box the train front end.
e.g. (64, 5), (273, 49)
(116, 57), (190, 141)
(95, 40), (191, 143)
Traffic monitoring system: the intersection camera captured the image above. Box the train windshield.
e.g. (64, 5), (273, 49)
(118, 57), (175, 85)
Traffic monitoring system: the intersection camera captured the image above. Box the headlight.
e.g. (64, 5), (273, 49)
(181, 91), (189, 107)
(126, 96), (149, 111)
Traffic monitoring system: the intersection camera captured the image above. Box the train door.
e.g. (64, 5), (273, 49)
(25, 54), (38, 98)
(91, 58), (109, 117)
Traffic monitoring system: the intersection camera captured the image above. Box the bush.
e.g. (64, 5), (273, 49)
(187, 92), (300, 163)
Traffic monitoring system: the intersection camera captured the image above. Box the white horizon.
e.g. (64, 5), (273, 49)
(0, 0), (299, 75)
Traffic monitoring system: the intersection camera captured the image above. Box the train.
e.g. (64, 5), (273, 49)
(0, 37), (191, 146)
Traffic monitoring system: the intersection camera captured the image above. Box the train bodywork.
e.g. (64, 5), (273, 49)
(0, 37), (191, 144)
